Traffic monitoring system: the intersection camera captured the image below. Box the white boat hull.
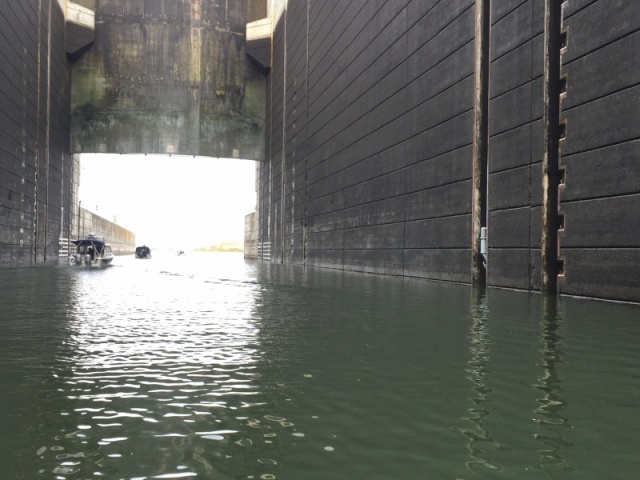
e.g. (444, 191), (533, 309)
(71, 253), (114, 268)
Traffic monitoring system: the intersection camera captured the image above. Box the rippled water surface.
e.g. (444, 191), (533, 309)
(1, 252), (639, 479)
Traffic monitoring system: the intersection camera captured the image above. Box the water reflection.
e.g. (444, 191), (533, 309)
(457, 288), (502, 474)
(40, 255), (266, 478)
(531, 297), (574, 477)
(0, 266), (79, 480)
(2, 256), (640, 479)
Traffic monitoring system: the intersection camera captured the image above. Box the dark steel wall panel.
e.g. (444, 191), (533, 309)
(265, 11), (285, 262)
(558, 1), (640, 302)
(263, 0), (476, 283)
(282, 0), (308, 265)
(404, 249), (471, 283)
(0, 0), (72, 266)
(343, 249), (404, 276)
(487, 0), (544, 291)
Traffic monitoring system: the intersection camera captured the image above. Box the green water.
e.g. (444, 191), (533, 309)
(1, 252), (638, 479)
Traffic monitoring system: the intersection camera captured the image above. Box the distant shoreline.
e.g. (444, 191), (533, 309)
(195, 243), (243, 253)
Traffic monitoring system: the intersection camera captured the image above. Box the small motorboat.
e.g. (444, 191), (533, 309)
(70, 234), (114, 267)
(135, 245), (152, 259)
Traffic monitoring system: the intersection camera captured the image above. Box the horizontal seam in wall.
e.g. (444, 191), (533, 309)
(489, 162), (540, 176)
(308, 11), (474, 149)
(406, 3), (473, 59)
(307, 107), (473, 184)
(402, 247), (470, 251)
(308, 1), (397, 103)
(308, 68), (473, 162)
(309, 29), (474, 137)
(562, 26), (640, 66)
(559, 246), (640, 250)
(489, 204), (537, 213)
(306, 167), (472, 205)
(489, 117), (542, 139)
(490, 31), (542, 65)
(307, 1), (365, 56)
(561, 82), (640, 112)
(560, 191), (640, 204)
(404, 212), (470, 222)
(403, 177), (472, 197)
(562, 0), (598, 20)
(561, 136), (640, 158)
(561, 138), (640, 159)
(489, 73), (543, 102)
(490, 1), (529, 27)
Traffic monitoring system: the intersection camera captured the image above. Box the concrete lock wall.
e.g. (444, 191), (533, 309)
(72, 206), (135, 254)
(0, 0), (74, 266)
(244, 210), (259, 259)
(258, 0), (640, 303)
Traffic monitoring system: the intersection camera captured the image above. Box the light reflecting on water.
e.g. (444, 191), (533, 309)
(456, 290), (500, 473)
(1, 252), (639, 479)
(532, 298), (573, 478)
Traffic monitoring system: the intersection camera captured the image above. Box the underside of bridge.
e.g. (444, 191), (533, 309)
(1, 0), (639, 303)
(71, 0), (267, 159)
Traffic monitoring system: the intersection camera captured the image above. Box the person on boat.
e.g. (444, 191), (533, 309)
(88, 246), (95, 261)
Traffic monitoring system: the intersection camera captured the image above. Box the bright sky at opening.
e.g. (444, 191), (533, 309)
(78, 154), (257, 250)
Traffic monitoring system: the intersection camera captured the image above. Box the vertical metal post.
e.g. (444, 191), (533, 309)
(44, 0), (52, 261)
(302, 0), (310, 267)
(541, 0), (563, 294)
(472, 0), (490, 287)
(34, 0), (42, 263)
(280, 3), (287, 264)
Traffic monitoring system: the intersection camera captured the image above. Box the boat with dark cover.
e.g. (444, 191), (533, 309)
(70, 234), (114, 267)
(135, 245), (152, 259)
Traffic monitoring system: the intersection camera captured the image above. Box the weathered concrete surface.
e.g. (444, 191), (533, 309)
(72, 206), (135, 254)
(257, 0), (640, 303)
(66, 1), (95, 57)
(71, 0), (267, 160)
(243, 210), (259, 259)
(0, 0), (74, 266)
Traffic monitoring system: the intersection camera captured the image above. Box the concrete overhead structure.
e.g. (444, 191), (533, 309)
(65, 1), (95, 57)
(70, 0), (267, 160)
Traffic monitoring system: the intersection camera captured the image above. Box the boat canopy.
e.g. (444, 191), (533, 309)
(72, 235), (108, 255)
(72, 235), (106, 247)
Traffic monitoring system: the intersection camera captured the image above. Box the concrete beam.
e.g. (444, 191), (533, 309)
(247, 18), (272, 69)
(65, 1), (94, 58)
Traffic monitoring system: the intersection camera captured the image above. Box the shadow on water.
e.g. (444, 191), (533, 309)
(0, 265), (79, 480)
(531, 296), (574, 477)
